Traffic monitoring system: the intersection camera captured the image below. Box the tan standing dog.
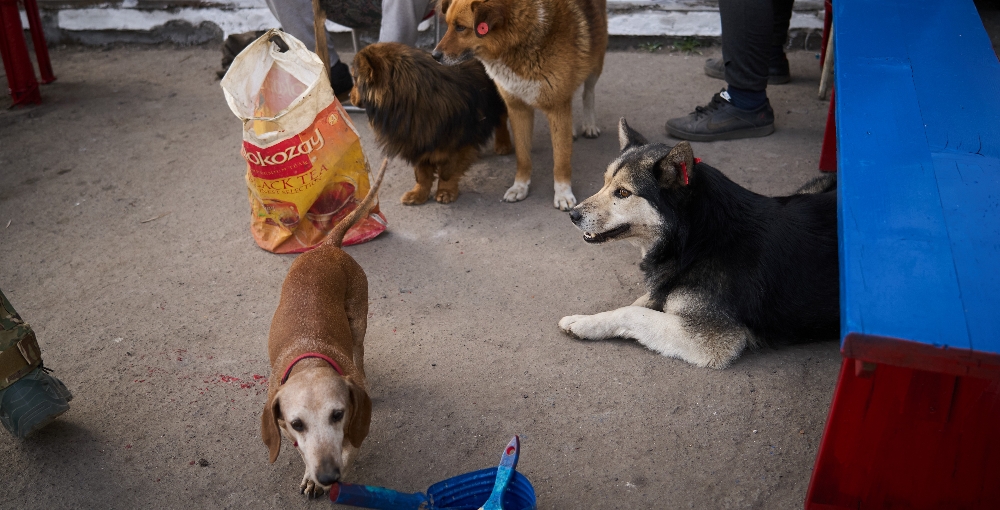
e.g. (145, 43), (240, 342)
(261, 159), (386, 498)
(432, 0), (608, 211)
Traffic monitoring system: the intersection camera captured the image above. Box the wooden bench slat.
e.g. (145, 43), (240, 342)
(930, 153), (1000, 353)
(836, 0), (1000, 359)
(902, 1), (1000, 159)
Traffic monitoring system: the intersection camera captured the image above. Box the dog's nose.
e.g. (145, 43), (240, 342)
(317, 468), (341, 486)
(431, 50), (444, 62)
(569, 208), (582, 224)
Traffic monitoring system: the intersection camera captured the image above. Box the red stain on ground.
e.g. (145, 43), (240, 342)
(129, 351), (271, 399)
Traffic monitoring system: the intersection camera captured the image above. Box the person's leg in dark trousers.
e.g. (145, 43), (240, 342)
(665, 0), (776, 141)
(704, 0), (794, 85)
(769, 0), (794, 83)
(721, 0), (772, 102)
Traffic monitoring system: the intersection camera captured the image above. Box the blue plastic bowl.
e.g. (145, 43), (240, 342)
(427, 467), (536, 510)
(330, 466), (536, 509)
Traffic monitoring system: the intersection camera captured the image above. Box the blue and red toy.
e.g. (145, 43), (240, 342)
(330, 436), (536, 510)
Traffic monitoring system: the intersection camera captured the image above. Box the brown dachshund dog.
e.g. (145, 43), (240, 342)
(261, 159), (386, 497)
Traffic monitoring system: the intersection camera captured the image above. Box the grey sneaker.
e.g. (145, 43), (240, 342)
(704, 58), (726, 80)
(665, 90), (775, 142)
(704, 57), (791, 85)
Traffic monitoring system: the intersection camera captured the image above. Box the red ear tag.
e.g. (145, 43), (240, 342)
(293, 441), (298, 448)
(679, 161), (689, 186)
(477, 22), (489, 35)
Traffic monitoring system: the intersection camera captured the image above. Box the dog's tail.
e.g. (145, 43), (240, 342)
(325, 157), (388, 248)
(794, 173), (837, 195)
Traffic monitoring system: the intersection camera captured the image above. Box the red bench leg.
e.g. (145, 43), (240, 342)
(806, 357), (1000, 509)
(819, 87), (837, 172)
(0, 0), (42, 105)
(821, 0), (833, 68)
(23, 0), (55, 84)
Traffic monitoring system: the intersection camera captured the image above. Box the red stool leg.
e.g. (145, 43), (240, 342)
(819, 87), (837, 173)
(820, 0), (833, 69)
(23, 0), (55, 84)
(0, 0), (41, 105)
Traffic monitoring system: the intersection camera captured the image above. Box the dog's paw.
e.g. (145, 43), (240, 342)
(553, 185), (577, 211)
(581, 123), (601, 139)
(300, 476), (325, 498)
(400, 189), (430, 205)
(494, 140), (513, 155)
(502, 181), (530, 203)
(559, 314), (593, 338)
(435, 188), (459, 204)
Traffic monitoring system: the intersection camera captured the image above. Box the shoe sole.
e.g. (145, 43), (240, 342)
(21, 408), (68, 438)
(665, 123), (775, 142)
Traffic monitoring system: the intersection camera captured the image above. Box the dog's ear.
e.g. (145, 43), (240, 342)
(618, 118), (648, 152)
(657, 141), (696, 188)
(261, 393), (282, 463)
(345, 379), (372, 449)
(437, 0), (452, 16)
(472, 0), (505, 38)
(352, 51), (374, 83)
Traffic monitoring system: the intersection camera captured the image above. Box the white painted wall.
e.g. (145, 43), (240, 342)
(27, 0), (822, 39)
(609, 10), (823, 37)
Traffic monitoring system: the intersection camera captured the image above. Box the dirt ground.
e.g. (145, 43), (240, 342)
(0, 45), (842, 509)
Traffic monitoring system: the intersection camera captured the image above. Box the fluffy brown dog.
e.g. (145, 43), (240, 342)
(261, 159), (386, 498)
(350, 42), (512, 205)
(432, 0), (607, 210)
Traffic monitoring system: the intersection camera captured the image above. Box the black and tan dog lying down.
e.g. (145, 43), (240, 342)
(561, 119), (839, 369)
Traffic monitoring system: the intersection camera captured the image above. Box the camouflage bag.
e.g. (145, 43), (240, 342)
(0, 289), (73, 438)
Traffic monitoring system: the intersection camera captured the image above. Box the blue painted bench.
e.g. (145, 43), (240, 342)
(806, 0), (1000, 508)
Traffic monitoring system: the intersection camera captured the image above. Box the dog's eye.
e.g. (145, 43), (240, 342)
(455, 24), (466, 32)
(330, 410), (344, 423)
(291, 419), (305, 432)
(615, 188), (632, 199)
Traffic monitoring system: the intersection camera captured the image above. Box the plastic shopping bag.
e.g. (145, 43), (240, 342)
(221, 30), (386, 253)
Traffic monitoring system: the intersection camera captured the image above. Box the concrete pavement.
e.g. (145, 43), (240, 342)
(0, 45), (838, 509)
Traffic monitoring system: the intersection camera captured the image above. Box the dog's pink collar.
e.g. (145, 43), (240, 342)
(281, 353), (343, 384)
